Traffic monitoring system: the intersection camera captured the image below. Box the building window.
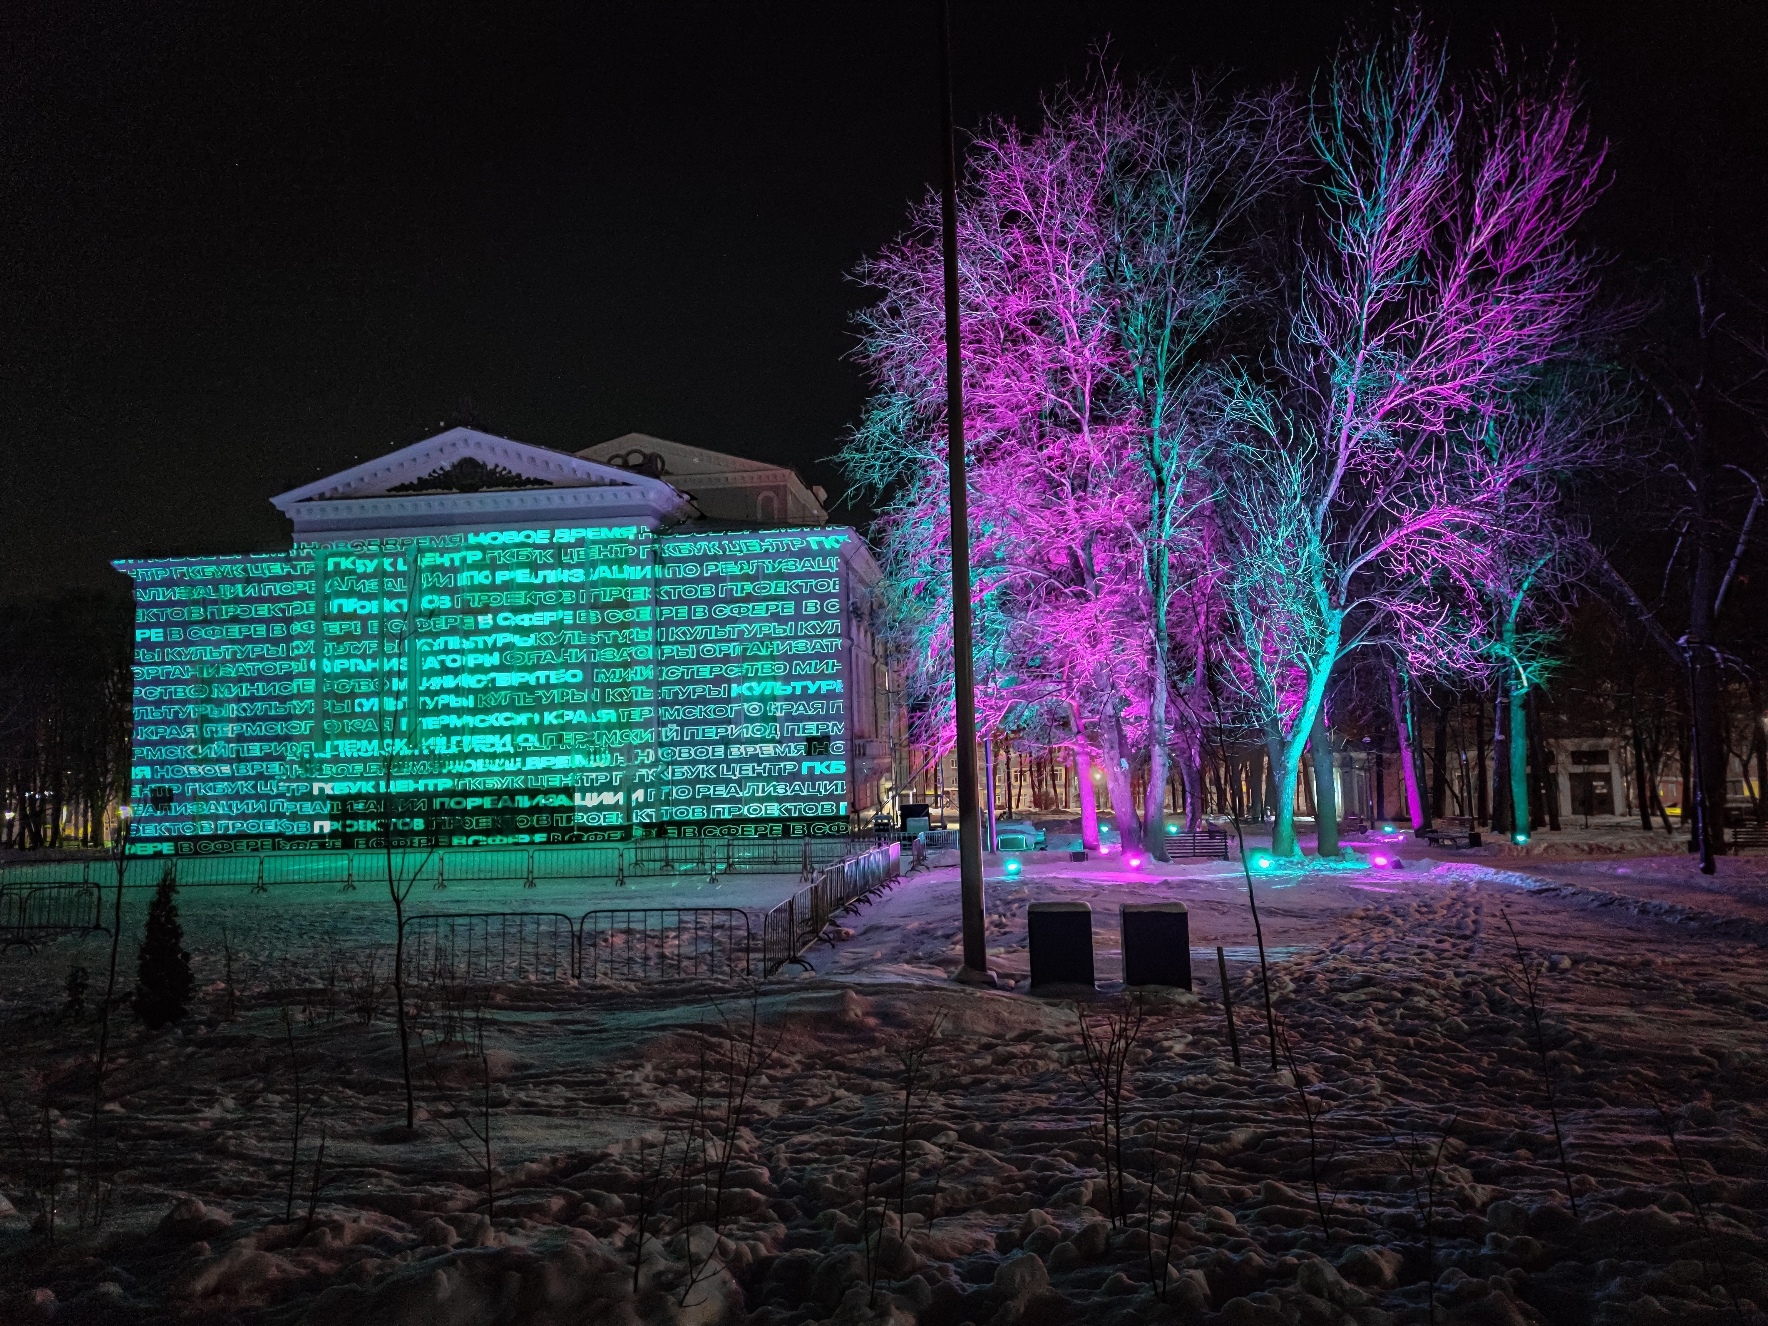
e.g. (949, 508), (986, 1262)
(1569, 749), (1608, 766)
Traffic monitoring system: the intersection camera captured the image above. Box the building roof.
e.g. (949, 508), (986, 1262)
(578, 432), (829, 525)
(269, 427), (694, 540)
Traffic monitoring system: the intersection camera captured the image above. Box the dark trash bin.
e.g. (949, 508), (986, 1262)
(1028, 901), (1094, 990)
(1120, 902), (1190, 990)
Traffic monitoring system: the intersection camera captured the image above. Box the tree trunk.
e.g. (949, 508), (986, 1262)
(49, 768), (63, 848)
(1143, 666), (1171, 860)
(1528, 691), (1559, 831)
(1474, 699), (1489, 825)
(1073, 729), (1101, 851)
(1431, 703), (1449, 818)
(1679, 721), (1693, 845)
(391, 883), (414, 1130)
(1686, 652), (1723, 864)
(1754, 719), (1768, 829)
(1179, 739), (1204, 832)
(1492, 684), (1512, 835)
(1144, 742), (1170, 862)
(1098, 709), (1142, 851)
(1269, 733), (1304, 857)
(1509, 683), (1531, 844)
(1263, 626), (1342, 857)
(1388, 666), (1425, 830)
(1632, 720), (1655, 831)
(1311, 709), (1339, 858)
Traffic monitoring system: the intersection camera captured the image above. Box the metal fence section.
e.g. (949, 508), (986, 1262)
(579, 908), (755, 982)
(400, 911), (580, 985)
(2, 838), (902, 977)
(763, 840), (901, 974)
(0, 837), (888, 893)
(0, 885), (107, 949)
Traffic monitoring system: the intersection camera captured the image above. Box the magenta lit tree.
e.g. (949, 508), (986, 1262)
(849, 29), (1608, 862)
(846, 75), (1292, 851)
(846, 77), (1144, 845)
(1101, 78), (1297, 850)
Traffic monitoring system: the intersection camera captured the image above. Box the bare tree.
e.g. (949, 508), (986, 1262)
(1586, 269), (1768, 867)
(1144, 1112), (1201, 1301)
(891, 1009), (946, 1233)
(1220, 23), (1607, 856)
(279, 1005), (321, 1223)
(1074, 998), (1148, 1227)
(420, 1005), (499, 1223)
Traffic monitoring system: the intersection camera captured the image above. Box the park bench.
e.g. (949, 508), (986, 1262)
(1731, 824), (1768, 850)
(1419, 816), (1482, 848)
(1168, 827), (1231, 860)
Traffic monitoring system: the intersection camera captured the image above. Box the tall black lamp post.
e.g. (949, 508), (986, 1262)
(938, 0), (992, 983)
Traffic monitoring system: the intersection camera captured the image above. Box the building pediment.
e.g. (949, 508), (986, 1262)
(270, 428), (694, 541)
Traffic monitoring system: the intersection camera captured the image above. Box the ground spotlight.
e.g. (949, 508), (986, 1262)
(1003, 856), (1022, 876)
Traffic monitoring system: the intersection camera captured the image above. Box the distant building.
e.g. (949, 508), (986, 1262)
(577, 433), (831, 527)
(114, 428), (897, 854)
(1548, 739), (1630, 819)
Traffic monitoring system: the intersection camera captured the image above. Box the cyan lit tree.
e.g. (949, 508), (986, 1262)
(1219, 24), (1608, 856)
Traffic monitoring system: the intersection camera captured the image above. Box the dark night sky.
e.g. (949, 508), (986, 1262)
(1, 1), (1762, 597)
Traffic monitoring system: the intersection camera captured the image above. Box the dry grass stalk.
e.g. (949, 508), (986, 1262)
(1499, 908), (1578, 1215)
(1075, 998), (1148, 1228)
(1389, 1109), (1458, 1326)
(1275, 1017), (1336, 1238)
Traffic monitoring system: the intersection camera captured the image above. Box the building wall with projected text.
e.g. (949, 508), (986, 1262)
(118, 524), (871, 853)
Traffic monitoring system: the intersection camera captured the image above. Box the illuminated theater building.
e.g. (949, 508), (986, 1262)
(115, 428), (895, 855)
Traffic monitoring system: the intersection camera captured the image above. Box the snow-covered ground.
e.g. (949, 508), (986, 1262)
(2, 839), (1766, 1324)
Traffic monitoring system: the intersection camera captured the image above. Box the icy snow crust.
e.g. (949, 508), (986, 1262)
(2, 840), (1767, 1325)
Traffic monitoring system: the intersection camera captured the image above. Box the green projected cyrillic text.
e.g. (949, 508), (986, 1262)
(122, 527), (854, 852)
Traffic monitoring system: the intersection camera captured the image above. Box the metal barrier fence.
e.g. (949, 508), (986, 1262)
(0, 885), (107, 949)
(579, 909), (755, 983)
(2, 841), (899, 980)
(400, 911), (580, 985)
(0, 837), (887, 893)
(763, 840), (901, 974)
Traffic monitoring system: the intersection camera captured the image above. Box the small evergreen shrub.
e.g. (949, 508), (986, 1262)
(133, 866), (193, 1029)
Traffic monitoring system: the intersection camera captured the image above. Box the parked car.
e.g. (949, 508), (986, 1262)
(993, 818), (1045, 851)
